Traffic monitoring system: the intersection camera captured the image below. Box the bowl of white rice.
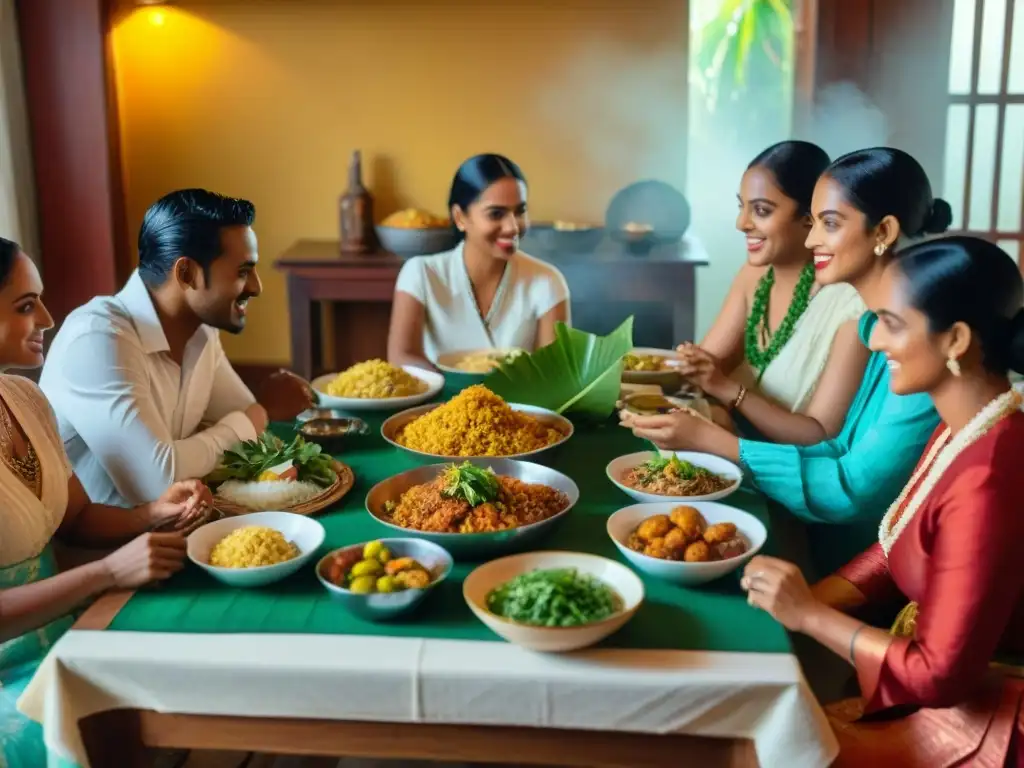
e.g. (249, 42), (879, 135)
(188, 511), (326, 588)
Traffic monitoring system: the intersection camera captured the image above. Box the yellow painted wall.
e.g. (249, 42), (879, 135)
(110, 0), (689, 364)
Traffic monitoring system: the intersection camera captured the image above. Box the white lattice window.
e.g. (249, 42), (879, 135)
(942, 0), (1024, 262)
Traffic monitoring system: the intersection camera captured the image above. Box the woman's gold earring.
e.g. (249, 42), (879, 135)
(947, 357), (961, 377)
(874, 243), (886, 257)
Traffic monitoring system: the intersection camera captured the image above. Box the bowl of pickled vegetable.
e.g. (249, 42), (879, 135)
(462, 551), (644, 652)
(316, 538), (453, 620)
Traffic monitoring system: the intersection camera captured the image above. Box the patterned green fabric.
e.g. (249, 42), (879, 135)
(0, 546), (77, 768)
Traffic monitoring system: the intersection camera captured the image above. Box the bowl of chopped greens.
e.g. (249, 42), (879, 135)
(606, 451), (742, 504)
(463, 551), (644, 652)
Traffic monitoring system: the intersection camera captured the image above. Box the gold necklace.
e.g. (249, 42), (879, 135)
(0, 398), (41, 495)
(879, 389), (1022, 555)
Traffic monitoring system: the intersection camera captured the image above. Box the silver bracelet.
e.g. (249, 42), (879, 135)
(849, 624), (866, 665)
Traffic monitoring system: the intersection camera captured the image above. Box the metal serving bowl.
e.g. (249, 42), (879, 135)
(297, 416), (370, 449)
(315, 538), (453, 621)
(296, 407), (349, 423)
(380, 402), (573, 462)
(364, 458), (580, 559)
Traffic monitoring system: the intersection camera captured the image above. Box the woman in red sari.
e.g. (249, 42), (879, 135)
(741, 234), (1024, 767)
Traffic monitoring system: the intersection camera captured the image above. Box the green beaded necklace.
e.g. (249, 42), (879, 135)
(744, 263), (816, 383)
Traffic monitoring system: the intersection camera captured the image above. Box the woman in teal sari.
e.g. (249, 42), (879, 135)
(623, 148), (950, 574)
(0, 237), (210, 766)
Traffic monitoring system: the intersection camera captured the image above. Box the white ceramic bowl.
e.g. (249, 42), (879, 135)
(606, 450), (742, 503)
(311, 365), (444, 412)
(187, 511), (326, 588)
(607, 501), (766, 586)
(463, 551), (644, 652)
(435, 348), (524, 378)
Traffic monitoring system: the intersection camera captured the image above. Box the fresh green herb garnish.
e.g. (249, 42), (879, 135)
(441, 462), (500, 506)
(205, 432), (337, 488)
(637, 454), (712, 487)
(486, 568), (621, 628)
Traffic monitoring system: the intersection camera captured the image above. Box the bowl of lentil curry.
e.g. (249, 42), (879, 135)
(381, 385), (572, 462)
(365, 458), (580, 558)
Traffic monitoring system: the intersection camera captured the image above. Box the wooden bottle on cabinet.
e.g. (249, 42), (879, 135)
(339, 150), (376, 254)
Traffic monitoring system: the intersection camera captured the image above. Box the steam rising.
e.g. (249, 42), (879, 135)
(532, 32), (892, 335)
(532, 37), (688, 205)
(798, 82), (891, 159)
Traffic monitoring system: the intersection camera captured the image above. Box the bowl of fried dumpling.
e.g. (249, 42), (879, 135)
(606, 501), (766, 586)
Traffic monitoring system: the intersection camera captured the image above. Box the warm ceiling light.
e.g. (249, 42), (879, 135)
(137, 0), (170, 5)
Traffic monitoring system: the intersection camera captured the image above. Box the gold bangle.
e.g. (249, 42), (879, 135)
(731, 385), (747, 411)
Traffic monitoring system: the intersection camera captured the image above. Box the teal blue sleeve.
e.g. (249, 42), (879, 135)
(737, 392), (938, 524)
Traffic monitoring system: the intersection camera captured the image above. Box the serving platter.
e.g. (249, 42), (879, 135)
(380, 402), (573, 462)
(364, 458), (579, 559)
(213, 459), (355, 517)
(311, 365), (444, 412)
(435, 348), (524, 378)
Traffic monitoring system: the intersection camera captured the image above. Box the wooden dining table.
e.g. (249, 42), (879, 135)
(19, 385), (837, 768)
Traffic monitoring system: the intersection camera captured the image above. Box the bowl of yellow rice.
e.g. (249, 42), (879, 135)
(187, 511), (326, 588)
(381, 385), (573, 462)
(311, 359), (444, 412)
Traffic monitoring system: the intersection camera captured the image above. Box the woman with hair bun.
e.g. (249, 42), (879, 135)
(387, 154), (570, 370)
(675, 140), (869, 444)
(624, 148), (946, 573)
(740, 236), (1024, 766)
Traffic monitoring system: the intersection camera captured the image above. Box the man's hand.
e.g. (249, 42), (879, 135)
(259, 369), (315, 422)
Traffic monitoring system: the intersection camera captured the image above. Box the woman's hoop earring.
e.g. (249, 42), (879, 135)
(947, 357), (961, 377)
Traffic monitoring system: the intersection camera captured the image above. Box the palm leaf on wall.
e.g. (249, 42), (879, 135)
(691, 0), (794, 138)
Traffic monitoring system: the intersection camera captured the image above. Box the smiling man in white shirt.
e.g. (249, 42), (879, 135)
(39, 189), (269, 507)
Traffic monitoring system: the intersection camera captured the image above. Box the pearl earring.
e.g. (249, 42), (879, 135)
(947, 357), (961, 377)
(874, 243), (886, 257)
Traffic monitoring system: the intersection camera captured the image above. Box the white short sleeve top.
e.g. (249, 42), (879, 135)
(394, 243), (571, 362)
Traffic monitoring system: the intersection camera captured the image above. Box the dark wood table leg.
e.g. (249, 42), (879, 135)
(286, 276), (313, 380)
(673, 271), (697, 344)
(79, 709), (149, 768)
(309, 298), (323, 378)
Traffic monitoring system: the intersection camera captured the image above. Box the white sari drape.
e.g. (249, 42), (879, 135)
(733, 282), (866, 414)
(0, 375), (70, 568)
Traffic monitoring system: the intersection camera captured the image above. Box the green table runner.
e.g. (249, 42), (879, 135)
(109, 388), (790, 654)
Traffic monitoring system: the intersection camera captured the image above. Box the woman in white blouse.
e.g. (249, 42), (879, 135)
(388, 154), (571, 369)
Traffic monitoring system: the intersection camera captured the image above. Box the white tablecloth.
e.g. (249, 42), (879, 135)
(19, 630), (839, 768)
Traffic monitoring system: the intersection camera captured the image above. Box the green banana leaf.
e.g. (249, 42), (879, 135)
(483, 317), (634, 419)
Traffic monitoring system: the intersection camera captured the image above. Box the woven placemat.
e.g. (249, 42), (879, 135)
(213, 460), (355, 517)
